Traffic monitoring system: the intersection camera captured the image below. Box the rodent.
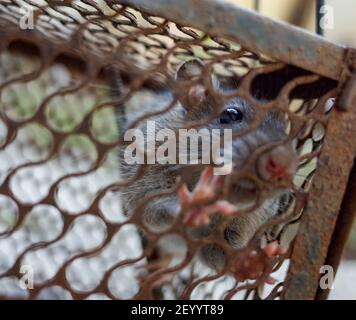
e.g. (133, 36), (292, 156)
(118, 59), (298, 277)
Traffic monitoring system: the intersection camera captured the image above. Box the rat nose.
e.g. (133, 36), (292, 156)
(257, 145), (297, 181)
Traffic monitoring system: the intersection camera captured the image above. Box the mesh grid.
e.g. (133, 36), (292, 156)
(0, 0), (345, 300)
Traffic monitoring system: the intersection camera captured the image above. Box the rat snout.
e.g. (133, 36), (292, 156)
(256, 145), (297, 181)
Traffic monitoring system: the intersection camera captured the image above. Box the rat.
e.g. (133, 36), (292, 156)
(118, 59), (298, 284)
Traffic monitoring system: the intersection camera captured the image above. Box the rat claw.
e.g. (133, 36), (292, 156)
(196, 166), (214, 190)
(213, 200), (237, 216)
(178, 167), (236, 227)
(210, 174), (223, 190)
(263, 241), (287, 257)
(177, 183), (191, 206)
(266, 276), (277, 285)
(233, 242), (287, 285)
(183, 204), (218, 227)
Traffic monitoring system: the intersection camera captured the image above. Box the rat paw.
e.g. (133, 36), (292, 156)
(178, 167), (237, 227)
(233, 241), (287, 285)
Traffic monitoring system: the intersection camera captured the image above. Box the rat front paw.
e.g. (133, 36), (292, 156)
(233, 241), (287, 285)
(178, 167), (237, 227)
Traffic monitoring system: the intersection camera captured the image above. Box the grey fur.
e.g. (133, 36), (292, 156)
(119, 60), (294, 272)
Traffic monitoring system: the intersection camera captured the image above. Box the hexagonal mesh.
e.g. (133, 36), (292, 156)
(0, 0), (353, 300)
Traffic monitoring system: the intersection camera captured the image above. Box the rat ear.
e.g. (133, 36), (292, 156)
(176, 59), (204, 81)
(175, 59), (207, 108)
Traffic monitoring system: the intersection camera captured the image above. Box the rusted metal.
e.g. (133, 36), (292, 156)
(315, 160), (356, 300)
(120, 0), (346, 81)
(314, 51), (356, 300)
(282, 73), (356, 299)
(0, 0), (354, 300)
(337, 49), (356, 110)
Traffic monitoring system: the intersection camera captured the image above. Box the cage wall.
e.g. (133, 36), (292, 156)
(0, 0), (355, 300)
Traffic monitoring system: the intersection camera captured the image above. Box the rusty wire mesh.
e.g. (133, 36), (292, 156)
(0, 0), (350, 300)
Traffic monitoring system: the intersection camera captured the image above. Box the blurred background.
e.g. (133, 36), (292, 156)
(229, 0), (356, 47)
(227, 0), (356, 300)
(0, 0), (354, 300)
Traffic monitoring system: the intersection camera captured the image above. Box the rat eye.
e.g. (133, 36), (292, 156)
(219, 108), (243, 124)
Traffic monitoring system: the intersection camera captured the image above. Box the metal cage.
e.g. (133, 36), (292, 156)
(0, 0), (355, 300)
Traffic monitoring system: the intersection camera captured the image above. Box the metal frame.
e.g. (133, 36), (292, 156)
(120, 0), (346, 81)
(0, 0), (355, 300)
(283, 72), (356, 299)
(120, 0), (356, 300)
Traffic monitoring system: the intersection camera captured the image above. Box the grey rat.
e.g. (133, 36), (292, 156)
(118, 59), (297, 280)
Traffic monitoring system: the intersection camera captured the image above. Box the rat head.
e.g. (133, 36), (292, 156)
(175, 59), (298, 204)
